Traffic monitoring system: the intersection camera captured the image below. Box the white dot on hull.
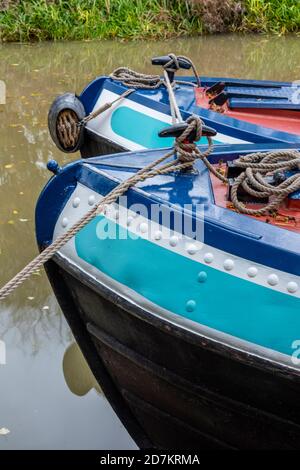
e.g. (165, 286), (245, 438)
(72, 197), (80, 208)
(224, 259), (234, 271)
(287, 281), (298, 294)
(88, 195), (95, 206)
(186, 243), (198, 255)
(267, 274), (279, 286)
(169, 236), (179, 247)
(139, 223), (148, 233)
(247, 267), (258, 278)
(154, 231), (162, 240)
(61, 217), (68, 228)
(204, 252), (214, 264)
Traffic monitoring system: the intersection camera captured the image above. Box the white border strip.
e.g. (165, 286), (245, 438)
(54, 182), (300, 299)
(86, 89), (248, 150)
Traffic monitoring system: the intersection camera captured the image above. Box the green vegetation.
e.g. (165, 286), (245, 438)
(242, 0), (300, 34)
(0, 0), (203, 41)
(0, 0), (299, 42)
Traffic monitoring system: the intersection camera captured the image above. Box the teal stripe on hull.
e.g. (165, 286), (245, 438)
(111, 106), (221, 148)
(75, 216), (300, 357)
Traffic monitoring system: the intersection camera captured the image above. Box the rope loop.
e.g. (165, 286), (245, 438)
(223, 150), (300, 216)
(4, 130), (300, 299)
(163, 53), (201, 88)
(110, 53), (201, 89)
(0, 125), (212, 301)
(109, 67), (163, 89)
(163, 53), (180, 73)
(175, 115), (203, 164)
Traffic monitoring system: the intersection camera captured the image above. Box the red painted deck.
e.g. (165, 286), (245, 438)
(195, 88), (300, 136)
(211, 164), (300, 234)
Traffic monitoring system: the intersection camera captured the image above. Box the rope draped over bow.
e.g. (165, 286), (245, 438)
(0, 116), (212, 301)
(1, 108), (299, 301)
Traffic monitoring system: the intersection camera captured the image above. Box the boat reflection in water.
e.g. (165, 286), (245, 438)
(63, 342), (102, 397)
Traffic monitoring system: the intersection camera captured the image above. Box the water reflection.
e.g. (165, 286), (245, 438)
(0, 35), (299, 449)
(0, 293), (67, 354)
(63, 342), (102, 397)
(0, 321), (135, 449)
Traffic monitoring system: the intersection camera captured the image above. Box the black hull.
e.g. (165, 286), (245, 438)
(81, 129), (126, 158)
(46, 255), (300, 450)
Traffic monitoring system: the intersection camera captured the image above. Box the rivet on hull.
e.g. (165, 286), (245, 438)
(154, 231), (162, 240)
(224, 259), (234, 271)
(247, 267), (258, 278)
(139, 223), (148, 234)
(187, 243), (198, 255)
(197, 272), (207, 283)
(127, 216), (134, 226)
(287, 281), (298, 294)
(204, 253), (214, 264)
(88, 195), (95, 206)
(267, 274), (279, 286)
(186, 300), (196, 312)
(61, 217), (68, 228)
(169, 236), (179, 247)
(72, 197), (80, 208)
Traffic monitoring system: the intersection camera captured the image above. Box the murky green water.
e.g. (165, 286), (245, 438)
(0, 34), (299, 449)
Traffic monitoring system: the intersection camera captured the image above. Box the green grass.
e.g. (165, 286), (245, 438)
(0, 0), (203, 42)
(0, 0), (299, 42)
(242, 0), (300, 34)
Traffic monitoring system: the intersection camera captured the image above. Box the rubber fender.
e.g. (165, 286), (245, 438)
(48, 93), (86, 153)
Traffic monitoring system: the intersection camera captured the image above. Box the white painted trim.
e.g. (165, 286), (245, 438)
(54, 183), (300, 299)
(85, 89), (247, 150)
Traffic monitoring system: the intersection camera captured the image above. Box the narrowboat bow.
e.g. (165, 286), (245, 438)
(48, 54), (300, 157)
(36, 136), (300, 449)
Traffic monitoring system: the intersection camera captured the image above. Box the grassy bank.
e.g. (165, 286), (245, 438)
(0, 0), (299, 42)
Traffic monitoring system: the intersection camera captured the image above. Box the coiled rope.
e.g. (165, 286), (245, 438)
(0, 116), (212, 301)
(212, 149), (300, 216)
(110, 53), (201, 89)
(110, 54), (300, 216)
(57, 110), (81, 150)
(230, 150), (300, 216)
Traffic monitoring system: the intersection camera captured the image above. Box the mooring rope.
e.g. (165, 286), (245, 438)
(109, 67), (163, 89)
(231, 150), (300, 216)
(0, 116), (212, 301)
(57, 109), (81, 149)
(103, 53), (300, 217)
(56, 54), (200, 151)
(55, 89), (135, 151)
(109, 53), (200, 125)
(212, 149), (300, 216)
(110, 53), (201, 89)
(78, 88), (135, 127)
(1, 109), (299, 300)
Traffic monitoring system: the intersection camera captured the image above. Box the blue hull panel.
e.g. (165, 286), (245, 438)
(75, 216), (300, 357)
(79, 78), (300, 153)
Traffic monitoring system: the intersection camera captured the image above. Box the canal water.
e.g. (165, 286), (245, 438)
(0, 35), (299, 449)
